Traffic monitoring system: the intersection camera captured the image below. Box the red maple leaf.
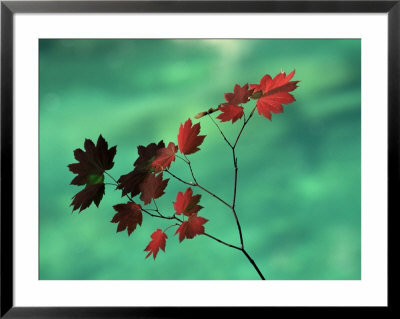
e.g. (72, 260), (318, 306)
(250, 70), (299, 120)
(134, 141), (165, 170)
(117, 141), (165, 197)
(117, 169), (147, 198)
(177, 119), (206, 155)
(223, 83), (253, 106)
(70, 183), (105, 212)
(217, 105), (244, 124)
(139, 173), (169, 205)
(150, 142), (177, 173)
(68, 134), (116, 186)
(111, 202), (143, 236)
(173, 187), (202, 216)
(144, 229), (168, 259)
(68, 135), (116, 212)
(175, 213), (208, 242)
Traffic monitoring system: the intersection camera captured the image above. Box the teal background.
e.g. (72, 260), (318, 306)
(39, 39), (361, 280)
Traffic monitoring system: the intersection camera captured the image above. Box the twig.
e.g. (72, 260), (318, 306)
(208, 114), (233, 148)
(233, 105), (257, 148)
(164, 169), (193, 186)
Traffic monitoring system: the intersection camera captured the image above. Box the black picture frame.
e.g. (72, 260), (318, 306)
(1, 1), (395, 317)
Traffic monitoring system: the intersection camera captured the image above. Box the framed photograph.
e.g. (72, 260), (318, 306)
(1, 0), (394, 317)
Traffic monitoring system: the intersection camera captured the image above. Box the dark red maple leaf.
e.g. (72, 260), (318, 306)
(139, 173), (169, 205)
(117, 141), (165, 198)
(144, 229), (168, 259)
(150, 142), (177, 173)
(68, 134), (116, 186)
(173, 187), (202, 216)
(217, 105), (244, 124)
(117, 169), (147, 198)
(250, 70), (299, 120)
(68, 135), (116, 212)
(223, 83), (253, 106)
(134, 141), (165, 170)
(175, 213), (208, 242)
(111, 202), (143, 236)
(70, 183), (105, 212)
(177, 119), (206, 155)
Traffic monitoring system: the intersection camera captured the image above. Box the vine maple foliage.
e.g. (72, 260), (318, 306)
(68, 70), (299, 279)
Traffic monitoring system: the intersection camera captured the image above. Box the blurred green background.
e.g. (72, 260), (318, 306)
(39, 39), (361, 280)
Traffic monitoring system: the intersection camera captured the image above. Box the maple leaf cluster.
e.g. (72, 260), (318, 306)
(196, 70), (299, 123)
(174, 187), (208, 242)
(68, 114), (208, 259)
(68, 69), (299, 263)
(113, 118), (208, 259)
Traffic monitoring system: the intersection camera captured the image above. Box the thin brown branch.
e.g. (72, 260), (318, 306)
(203, 233), (241, 251)
(164, 169), (194, 186)
(233, 105), (257, 148)
(208, 114), (233, 148)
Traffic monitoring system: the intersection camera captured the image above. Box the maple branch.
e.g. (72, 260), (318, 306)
(100, 171), (264, 278)
(141, 207), (175, 220)
(227, 106), (258, 248)
(203, 233), (241, 251)
(143, 205), (242, 251)
(207, 107), (265, 278)
(242, 249), (265, 280)
(164, 169), (193, 186)
(166, 164), (231, 209)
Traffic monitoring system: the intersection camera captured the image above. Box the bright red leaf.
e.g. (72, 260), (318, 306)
(150, 142), (177, 173)
(217, 105), (244, 123)
(223, 83), (253, 106)
(250, 70), (299, 120)
(68, 134), (116, 186)
(175, 213), (208, 242)
(173, 187), (202, 216)
(144, 229), (168, 259)
(111, 202), (143, 236)
(139, 173), (169, 205)
(177, 119), (206, 155)
(70, 183), (105, 212)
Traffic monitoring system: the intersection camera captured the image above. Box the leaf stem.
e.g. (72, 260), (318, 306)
(104, 171), (119, 184)
(104, 182), (118, 187)
(163, 223), (179, 233)
(233, 105), (256, 148)
(208, 114), (233, 148)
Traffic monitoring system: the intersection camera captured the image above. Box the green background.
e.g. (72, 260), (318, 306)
(39, 39), (361, 280)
